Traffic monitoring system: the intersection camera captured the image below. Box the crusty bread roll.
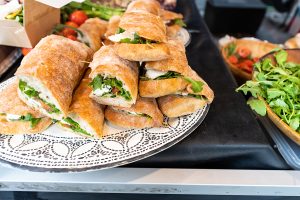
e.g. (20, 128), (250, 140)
(60, 78), (105, 138)
(105, 96), (163, 128)
(15, 35), (93, 120)
(88, 46), (138, 107)
(0, 81), (52, 134)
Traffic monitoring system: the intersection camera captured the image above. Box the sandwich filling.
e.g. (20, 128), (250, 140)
(0, 113), (41, 128)
(90, 75), (132, 101)
(60, 117), (92, 137)
(176, 92), (205, 100)
(141, 69), (182, 80)
(167, 19), (186, 27)
(109, 28), (157, 44)
(18, 80), (61, 115)
(113, 108), (152, 119)
(141, 69), (205, 94)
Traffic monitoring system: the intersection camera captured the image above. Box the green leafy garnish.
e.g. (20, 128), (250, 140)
(236, 49), (300, 132)
(174, 18), (186, 27)
(60, 0), (125, 23)
(187, 94), (204, 99)
(183, 77), (204, 93)
(90, 75), (132, 101)
(10, 113), (42, 128)
(19, 80), (61, 114)
(119, 33), (156, 44)
(154, 71), (182, 80)
(43, 101), (61, 114)
(116, 27), (125, 34)
(63, 117), (92, 136)
(225, 42), (236, 57)
(19, 80), (39, 98)
(247, 99), (266, 116)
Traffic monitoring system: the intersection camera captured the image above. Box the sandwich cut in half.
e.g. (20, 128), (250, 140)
(139, 39), (190, 98)
(104, 15), (121, 39)
(160, 9), (186, 38)
(0, 81), (52, 134)
(15, 35), (93, 120)
(109, 11), (170, 61)
(158, 67), (214, 117)
(59, 75), (105, 138)
(126, 0), (162, 15)
(105, 96), (163, 128)
(88, 46), (138, 107)
(78, 18), (108, 51)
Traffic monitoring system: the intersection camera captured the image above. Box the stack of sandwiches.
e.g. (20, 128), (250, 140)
(0, 0), (214, 138)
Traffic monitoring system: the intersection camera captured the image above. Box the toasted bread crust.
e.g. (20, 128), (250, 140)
(119, 12), (167, 42)
(15, 35), (93, 118)
(68, 79), (105, 138)
(158, 95), (206, 118)
(127, 0), (161, 16)
(139, 78), (187, 98)
(79, 18), (108, 51)
(105, 97), (163, 128)
(114, 43), (170, 61)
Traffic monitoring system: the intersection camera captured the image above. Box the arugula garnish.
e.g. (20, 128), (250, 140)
(19, 80), (61, 114)
(119, 33), (155, 44)
(90, 75), (132, 101)
(174, 18), (186, 27)
(19, 80), (39, 98)
(236, 49), (300, 132)
(63, 117), (92, 136)
(8, 113), (42, 128)
(183, 77), (204, 93)
(187, 94), (204, 99)
(116, 27), (125, 34)
(154, 71), (182, 80)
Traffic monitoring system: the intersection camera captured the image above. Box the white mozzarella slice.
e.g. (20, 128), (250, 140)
(145, 69), (167, 79)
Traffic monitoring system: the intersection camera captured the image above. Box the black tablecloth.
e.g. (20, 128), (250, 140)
(0, 0), (290, 169)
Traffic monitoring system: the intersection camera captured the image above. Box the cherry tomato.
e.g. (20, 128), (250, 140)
(65, 21), (79, 28)
(21, 48), (32, 56)
(62, 28), (77, 37)
(69, 10), (88, 26)
(238, 60), (253, 73)
(237, 47), (251, 58)
(253, 57), (260, 63)
(228, 55), (238, 64)
(66, 35), (78, 41)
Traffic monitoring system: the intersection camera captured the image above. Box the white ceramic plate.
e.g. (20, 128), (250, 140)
(0, 77), (209, 172)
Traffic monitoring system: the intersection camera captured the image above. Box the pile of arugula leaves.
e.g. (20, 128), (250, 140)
(90, 75), (132, 101)
(236, 50), (300, 132)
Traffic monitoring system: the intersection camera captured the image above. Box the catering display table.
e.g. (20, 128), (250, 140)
(0, 0), (299, 197)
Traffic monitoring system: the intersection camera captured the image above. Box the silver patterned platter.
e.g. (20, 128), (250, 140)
(0, 77), (209, 172)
